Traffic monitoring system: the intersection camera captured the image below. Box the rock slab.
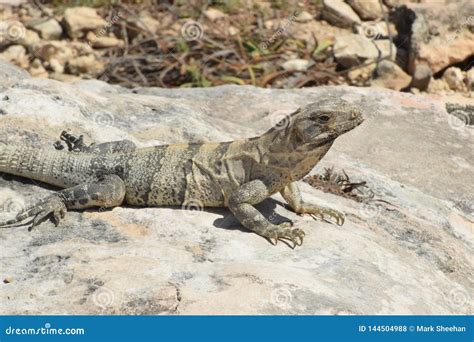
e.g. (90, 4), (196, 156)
(0, 61), (472, 315)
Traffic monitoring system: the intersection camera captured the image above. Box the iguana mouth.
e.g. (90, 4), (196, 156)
(338, 115), (364, 134)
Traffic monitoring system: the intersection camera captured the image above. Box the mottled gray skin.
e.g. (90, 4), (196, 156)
(0, 100), (363, 247)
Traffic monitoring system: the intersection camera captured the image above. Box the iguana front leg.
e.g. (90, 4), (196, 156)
(281, 182), (345, 225)
(228, 179), (305, 247)
(0, 175), (126, 229)
(54, 130), (136, 153)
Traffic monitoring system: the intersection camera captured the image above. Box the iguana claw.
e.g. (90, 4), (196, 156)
(264, 223), (305, 248)
(303, 207), (345, 226)
(0, 195), (67, 229)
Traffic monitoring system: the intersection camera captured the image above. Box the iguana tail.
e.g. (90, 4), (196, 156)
(0, 144), (94, 188)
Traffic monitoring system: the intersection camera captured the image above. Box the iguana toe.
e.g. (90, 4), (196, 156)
(306, 207), (345, 226)
(265, 224), (305, 248)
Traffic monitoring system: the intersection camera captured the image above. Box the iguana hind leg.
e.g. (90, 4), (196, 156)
(228, 179), (305, 248)
(54, 130), (136, 153)
(0, 175), (126, 229)
(281, 182), (345, 225)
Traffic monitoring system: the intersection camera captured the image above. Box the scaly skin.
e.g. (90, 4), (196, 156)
(0, 99), (364, 247)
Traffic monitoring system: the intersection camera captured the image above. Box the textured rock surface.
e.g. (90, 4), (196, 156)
(63, 6), (107, 38)
(372, 60), (412, 91)
(0, 61), (472, 315)
(347, 0), (383, 20)
(322, 0), (361, 28)
(333, 34), (379, 68)
(393, 1), (474, 74)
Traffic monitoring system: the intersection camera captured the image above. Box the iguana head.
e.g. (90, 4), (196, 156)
(286, 100), (364, 150)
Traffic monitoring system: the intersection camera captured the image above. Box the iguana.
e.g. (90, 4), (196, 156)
(0, 99), (363, 247)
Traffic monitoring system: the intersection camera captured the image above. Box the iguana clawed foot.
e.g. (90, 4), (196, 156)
(299, 205), (345, 226)
(265, 222), (305, 248)
(0, 195), (67, 229)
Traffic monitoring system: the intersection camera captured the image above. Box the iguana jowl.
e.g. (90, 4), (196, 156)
(0, 100), (363, 247)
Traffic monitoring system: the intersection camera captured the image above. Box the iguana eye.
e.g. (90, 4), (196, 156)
(318, 115), (330, 123)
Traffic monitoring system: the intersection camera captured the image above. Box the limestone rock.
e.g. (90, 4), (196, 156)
(347, 0), (383, 20)
(0, 61), (472, 315)
(67, 54), (104, 75)
(204, 8), (227, 21)
(427, 77), (450, 94)
(86, 32), (124, 48)
(137, 11), (160, 34)
(373, 39), (397, 60)
(410, 64), (432, 91)
(282, 59), (313, 72)
(295, 11), (314, 23)
(0, 45), (29, 68)
(391, 1), (474, 74)
(16, 29), (40, 47)
(466, 68), (474, 91)
(333, 34), (378, 68)
(372, 60), (411, 90)
(63, 7), (107, 38)
(443, 67), (466, 92)
(28, 58), (48, 78)
(322, 0), (361, 28)
(29, 18), (62, 40)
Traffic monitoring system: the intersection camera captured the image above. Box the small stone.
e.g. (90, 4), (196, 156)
(86, 31), (123, 48)
(63, 7), (107, 38)
(0, 45), (29, 69)
(49, 58), (64, 73)
(16, 29), (40, 47)
(348, 64), (376, 82)
(466, 68), (474, 91)
(347, 0), (383, 20)
(333, 34), (378, 68)
(443, 67), (466, 92)
(295, 11), (313, 23)
(373, 39), (397, 60)
(411, 64), (432, 91)
(282, 59), (313, 72)
(427, 77), (450, 94)
(322, 0), (361, 28)
(30, 18), (62, 40)
(204, 7), (227, 22)
(372, 60), (411, 91)
(228, 26), (239, 36)
(49, 72), (82, 83)
(67, 54), (104, 75)
(3, 277), (13, 284)
(137, 11), (160, 33)
(383, 0), (400, 7)
(28, 59), (48, 78)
